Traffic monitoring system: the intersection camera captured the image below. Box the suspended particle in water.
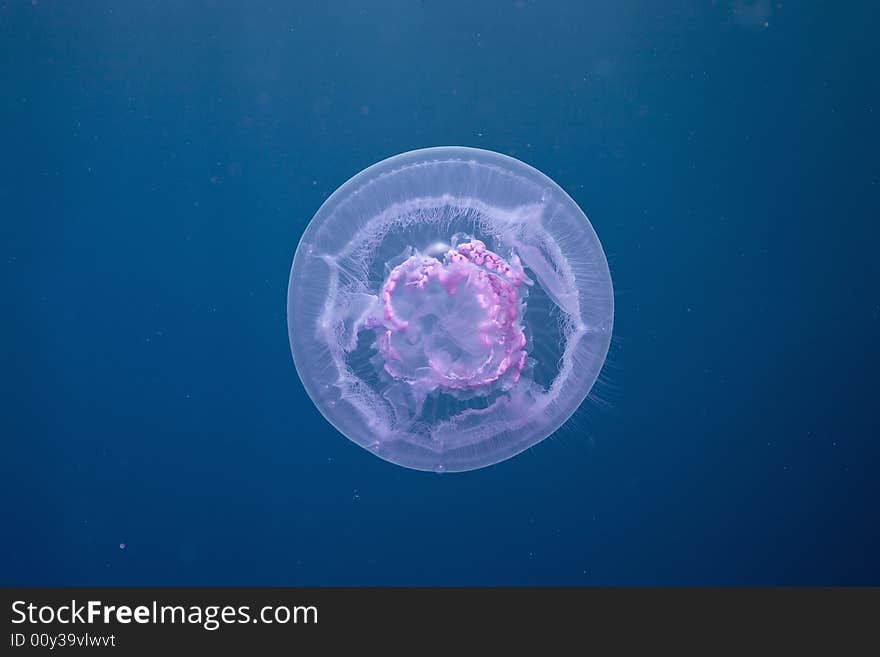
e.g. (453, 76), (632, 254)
(287, 147), (613, 472)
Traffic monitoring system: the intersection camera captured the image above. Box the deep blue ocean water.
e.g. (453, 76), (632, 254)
(2, 1), (878, 585)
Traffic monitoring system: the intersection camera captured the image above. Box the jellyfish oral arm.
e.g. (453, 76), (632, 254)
(371, 240), (529, 398)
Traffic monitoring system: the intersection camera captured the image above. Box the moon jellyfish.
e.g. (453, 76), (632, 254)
(287, 147), (613, 472)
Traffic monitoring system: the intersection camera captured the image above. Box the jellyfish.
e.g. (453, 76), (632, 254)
(287, 147), (613, 472)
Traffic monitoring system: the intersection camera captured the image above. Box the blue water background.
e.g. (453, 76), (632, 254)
(2, 1), (878, 584)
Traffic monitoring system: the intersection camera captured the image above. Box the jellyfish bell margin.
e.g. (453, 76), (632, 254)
(287, 147), (614, 473)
